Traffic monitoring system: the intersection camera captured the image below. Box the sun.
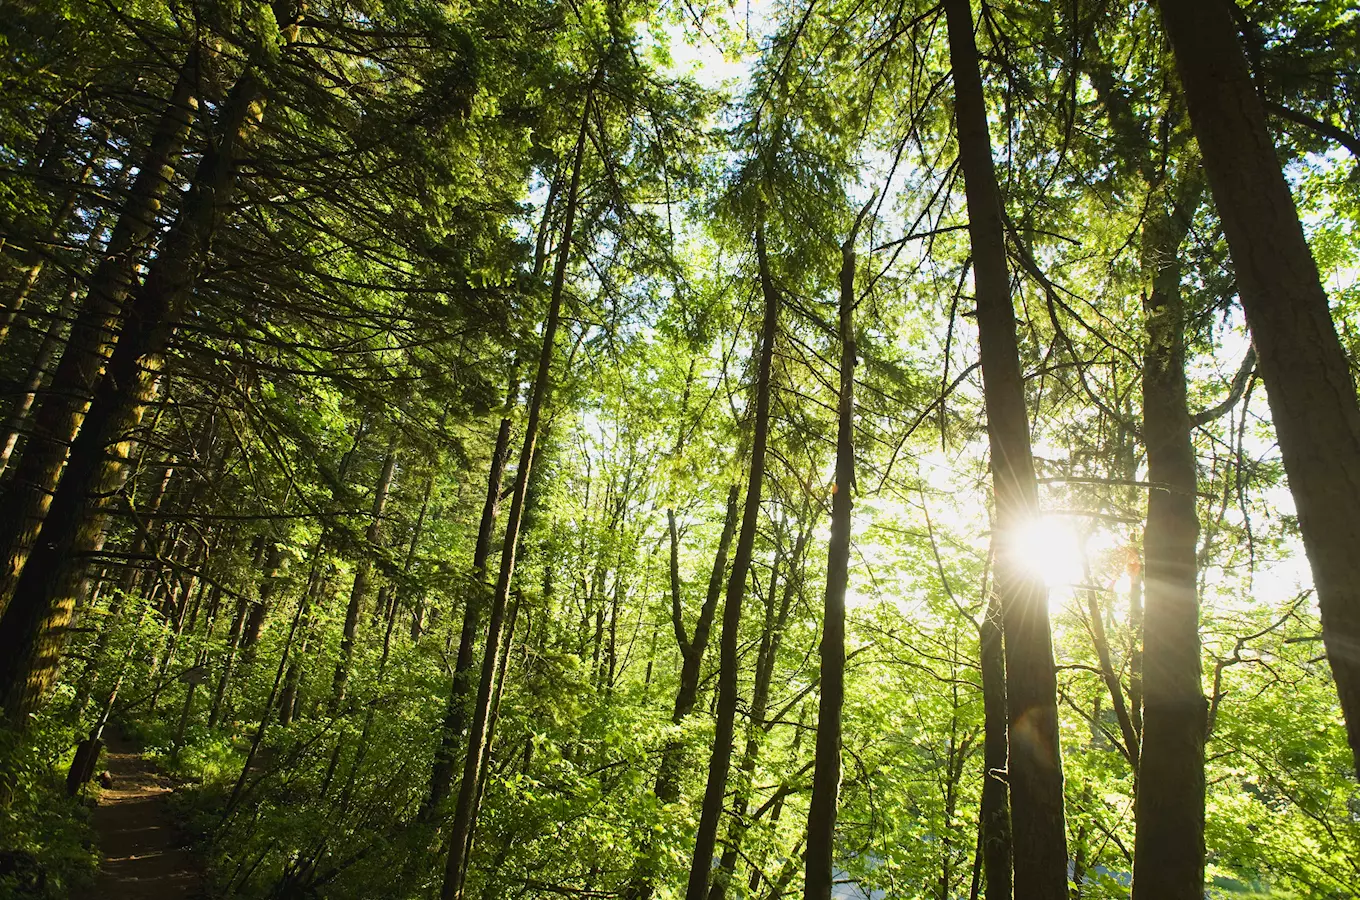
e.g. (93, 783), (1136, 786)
(1012, 516), (1084, 590)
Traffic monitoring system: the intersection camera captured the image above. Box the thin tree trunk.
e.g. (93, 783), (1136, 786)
(408, 470), (437, 640)
(711, 518), (806, 900)
(280, 543), (332, 728)
(0, 203), (115, 479)
(979, 592), (1012, 900)
(943, 2), (1067, 896)
(427, 371), (518, 813)
(210, 537), (266, 728)
(682, 212), (780, 900)
(1128, 566), (1143, 739)
(223, 574), (312, 820)
(623, 486), (740, 900)
(0, 150), (98, 347)
(1130, 199), (1205, 900)
(661, 488), (739, 797)
(70, 455), (175, 713)
(1156, 0), (1360, 778)
(439, 92), (590, 900)
(748, 703), (807, 898)
(241, 543), (287, 655)
(804, 197), (871, 900)
(1083, 587), (1139, 770)
(462, 591), (522, 889)
(331, 441), (398, 709)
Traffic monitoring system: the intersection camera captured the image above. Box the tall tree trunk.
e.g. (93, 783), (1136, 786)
(1083, 586), (1140, 770)
(280, 542), (332, 728)
(1156, 0), (1360, 777)
(1130, 200), (1205, 900)
(682, 212), (780, 900)
(711, 517), (806, 900)
(0, 281), (79, 480)
(242, 543), (287, 654)
(979, 592), (1012, 900)
(0, 146), (98, 347)
(408, 470), (437, 640)
(427, 370), (518, 813)
(462, 590), (522, 890)
(623, 485), (740, 900)
(223, 570), (313, 819)
(660, 488), (740, 798)
(804, 198), (871, 900)
(943, 2), (1068, 897)
(439, 93), (590, 900)
(331, 440), (398, 709)
(0, 64), (270, 720)
(0, 48), (200, 616)
(0, 203), (116, 480)
(209, 536), (266, 728)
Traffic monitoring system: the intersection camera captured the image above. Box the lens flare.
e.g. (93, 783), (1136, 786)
(1012, 516), (1084, 589)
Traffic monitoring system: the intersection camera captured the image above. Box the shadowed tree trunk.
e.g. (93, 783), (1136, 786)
(280, 538), (335, 728)
(682, 211), (780, 900)
(439, 90), (591, 900)
(0, 48), (200, 616)
(209, 536), (265, 728)
(0, 143), (99, 347)
(426, 370), (518, 814)
(331, 440), (398, 710)
(1131, 195), (1206, 900)
(0, 55), (279, 721)
(241, 543), (287, 656)
(943, 1), (1068, 897)
(803, 197), (871, 900)
(407, 470), (437, 641)
(979, 591), (1012, 900)
(660, 490), (740, 799)
(711, 515), (808, 900)
(1156, 0), (1360, 779)
(622, 485), (740, 900)
(0, 282), (78, 479)
(1084, 584), (1140, 771)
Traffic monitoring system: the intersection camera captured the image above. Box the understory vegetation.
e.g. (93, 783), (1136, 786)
(0, 0), (1358, 898)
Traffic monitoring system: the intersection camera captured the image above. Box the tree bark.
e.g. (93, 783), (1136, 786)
(439, 92), (590, 900)
(209, 536), (266, 728)
(0, 149), (97, 348)
(281, 541), (333, 728)
(682, 212), (780, 900)
(242, 543), (287, 654)
(331, 440), (398, 709)
(803, 199), (870, 900)
(711, 517), (807, 900)
(0, 48), (199, 616)
(1130, 198), (1205, 900)
(623, 485), (740, 900)
(0, 281), (79, 479)
(1156, 0), (1360, 777)
(408, 470), (437, 641)
(427, 370), (518, 813)
(1084, 588), (1140, 770)
(979, 592), (1012, 900)
(660, 487), (740, 797)
(0, 64), (269, 721)
(943, 2), (1068, 897)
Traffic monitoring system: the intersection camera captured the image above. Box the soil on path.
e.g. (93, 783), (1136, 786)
(83, 728), (203, 900)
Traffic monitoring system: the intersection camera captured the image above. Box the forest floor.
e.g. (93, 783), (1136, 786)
(82, 728), (203, 899)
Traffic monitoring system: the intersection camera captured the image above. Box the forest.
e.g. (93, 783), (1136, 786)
(0, 0), (1357, 897)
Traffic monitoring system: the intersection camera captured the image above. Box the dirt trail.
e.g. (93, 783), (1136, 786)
(83, 729), (202, 899)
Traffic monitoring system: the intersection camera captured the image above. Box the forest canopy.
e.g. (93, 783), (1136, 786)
(0, 0), (1357, 898)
